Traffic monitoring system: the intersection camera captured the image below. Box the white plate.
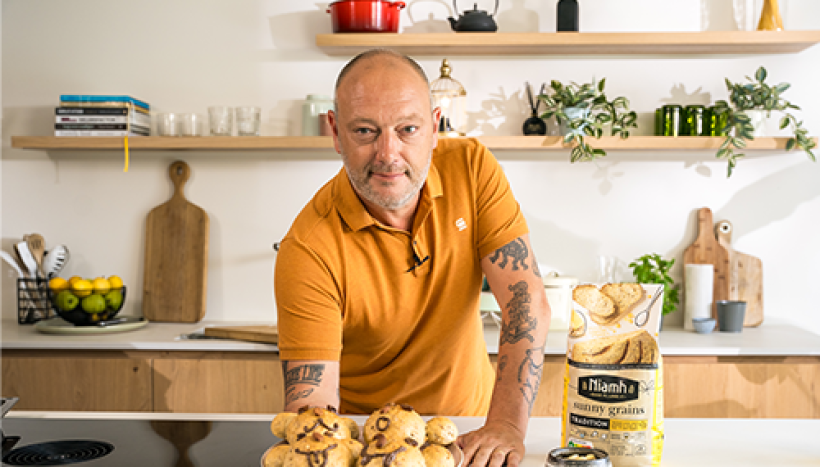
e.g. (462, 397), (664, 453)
(34, 317), (149, 334)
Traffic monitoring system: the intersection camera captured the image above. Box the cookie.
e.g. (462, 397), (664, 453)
(364, 403), (426, 445)
(359, 434), (425, 467)
(287, 406), (352, 445)
(425, 417), (458, 445)
(421, 444), (455, 467)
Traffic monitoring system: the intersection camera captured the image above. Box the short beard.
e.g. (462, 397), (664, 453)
(342, 152), (432, 211)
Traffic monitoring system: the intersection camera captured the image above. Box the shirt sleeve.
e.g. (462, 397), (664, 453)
(274, 236), (344, 361)
(472, 141), (529, 259)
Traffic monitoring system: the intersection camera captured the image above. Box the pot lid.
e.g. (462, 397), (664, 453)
(542, 271), (579, 286)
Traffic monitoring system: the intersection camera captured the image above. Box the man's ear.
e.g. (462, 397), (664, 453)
(328, 109), (342, 154)
(431, 106), (442, 147)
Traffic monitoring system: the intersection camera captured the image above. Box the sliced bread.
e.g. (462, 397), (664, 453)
(601, 283), (646, 317)
(572, 285), (616, 322)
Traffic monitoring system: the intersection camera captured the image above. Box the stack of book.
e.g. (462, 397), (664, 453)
(55, 95), (151, 137)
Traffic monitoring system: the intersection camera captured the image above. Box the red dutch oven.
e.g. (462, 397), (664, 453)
(327, 0), (407, 33)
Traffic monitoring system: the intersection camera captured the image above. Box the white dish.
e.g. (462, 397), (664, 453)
(34, 317), (148, 334)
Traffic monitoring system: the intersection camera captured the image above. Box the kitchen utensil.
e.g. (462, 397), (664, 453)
(327, 0), (406, 33)
(682, 207), (730, 319)
(1, 251), (37, 323)
(717, 300), (746, 332)
(715, 220), (764, 327)
(42, 244), (70, 279)
(634, 285), (663, 327)
(25, 233), (46, 277)
(0, 250), (26, 278)
(14, 241), (39, 279)
(201, 325), (279, 344)
(143, 161), (209, 323)
(97, 316), (145, 327)
(449, 0), (499, 32)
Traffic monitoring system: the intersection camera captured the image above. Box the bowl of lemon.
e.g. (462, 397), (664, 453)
(47, 275), (126, 326)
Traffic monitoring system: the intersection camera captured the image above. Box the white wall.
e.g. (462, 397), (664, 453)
(2, 0), (819, 333)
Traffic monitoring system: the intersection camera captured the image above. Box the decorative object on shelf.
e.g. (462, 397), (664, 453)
(757, 0), (784, 31)
(236, 106), (261, 136)
(628, 253), (680, 319)
(208, 106), (233, 136)
(302, 94), (334, 136)
(327, 0), (406, 33)
(713, 66), (816, 177)
(538, 78), (637, 162)
(522, 82), (547, 136)
(684, 104), (708, 136)
(431, 59), (467, 137)
(556, 0), (579, 32)
(448, 0), (499, 32)
(661, 104), (684, 137)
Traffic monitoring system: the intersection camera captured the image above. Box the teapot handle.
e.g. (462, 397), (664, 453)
(493, 0), (499, 16)
(452, 0), (459, 15)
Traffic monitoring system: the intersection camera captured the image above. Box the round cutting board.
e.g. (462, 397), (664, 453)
(34, 317), (148, 334)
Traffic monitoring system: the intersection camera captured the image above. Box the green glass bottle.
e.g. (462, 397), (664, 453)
(662, 105), (684, 137)
(685, 105), (707, 136)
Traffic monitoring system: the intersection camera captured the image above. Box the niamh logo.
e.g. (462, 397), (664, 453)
(579, 375), (639, 403)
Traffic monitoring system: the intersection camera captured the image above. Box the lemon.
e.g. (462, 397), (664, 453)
(72, 279), (93, 298)
(93, 278), (111, 295)
(49, 277), (69, 292)
(68, 276), (83, 286)
(108, 275), (124, 290)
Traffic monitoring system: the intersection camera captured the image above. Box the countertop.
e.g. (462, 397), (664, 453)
(3, 317), (820, 356)
(4, 412), (819, 466)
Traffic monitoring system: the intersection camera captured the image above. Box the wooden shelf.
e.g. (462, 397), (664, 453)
(11, 135), (810, 151)
(316, 30), (820, 56)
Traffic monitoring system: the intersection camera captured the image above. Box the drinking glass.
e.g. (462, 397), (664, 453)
(236, 106), (261, 136)
(157, 113), (180, 137)
(208, 106), (233, 136)
(181, 113), (204, 137)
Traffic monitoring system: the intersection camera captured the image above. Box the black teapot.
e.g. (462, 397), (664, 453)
(448, 0), (499, 32)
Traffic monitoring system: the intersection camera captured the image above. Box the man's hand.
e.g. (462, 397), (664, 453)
(457, 419), (526, 467)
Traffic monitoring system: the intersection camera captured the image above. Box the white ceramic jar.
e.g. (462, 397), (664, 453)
(542, 272), (579, 331)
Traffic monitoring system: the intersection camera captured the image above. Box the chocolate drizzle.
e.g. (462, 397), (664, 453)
(295, 442), (339, 467)
(405, 438), (418, 447)
(400, 404), (414, 411)
(359, 437), (407, 467)
(375, 417), (391, 431)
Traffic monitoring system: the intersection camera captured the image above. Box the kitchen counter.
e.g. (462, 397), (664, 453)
(4, 412), (819, 466)
(3, 317), (820, 356)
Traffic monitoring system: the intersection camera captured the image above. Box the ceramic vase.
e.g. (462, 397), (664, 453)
(757, 0), (784, 31)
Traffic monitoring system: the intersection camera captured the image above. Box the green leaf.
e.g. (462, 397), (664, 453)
(779, 117), (789, 130)
(774, 83), (790, 94)
(755, 66), (767, 82)
(598, 78), (606, 92)
(786, 138), (796, 151)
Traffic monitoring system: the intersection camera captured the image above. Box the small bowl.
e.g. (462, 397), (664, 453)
(48, 286), (127, 326)
(692, 317), (716, 334)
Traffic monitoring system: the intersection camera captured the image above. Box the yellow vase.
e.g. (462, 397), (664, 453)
(757, 0), (784, 31)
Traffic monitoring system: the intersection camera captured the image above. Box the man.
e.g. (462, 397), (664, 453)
(274, 49), (550, 467)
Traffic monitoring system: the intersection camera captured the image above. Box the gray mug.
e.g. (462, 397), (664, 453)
(717, 300), (746, 332)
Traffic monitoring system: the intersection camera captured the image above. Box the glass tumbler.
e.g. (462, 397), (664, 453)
(208, 106), (233, 136)
(236, 106), (261, 136)
(181, 113), (204, 137)
(157, 113), (180, 137)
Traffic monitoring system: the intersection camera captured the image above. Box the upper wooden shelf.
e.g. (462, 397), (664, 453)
(316, 30), (820, 56)
(11, 135), (809, 151)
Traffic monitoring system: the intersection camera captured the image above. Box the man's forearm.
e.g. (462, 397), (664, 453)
(487, 281), (550, 432)
(281, 360), (341, 412)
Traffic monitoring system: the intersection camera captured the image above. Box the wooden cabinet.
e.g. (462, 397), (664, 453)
(152, 351), (283, 413)
(524, 355), (820, 419)
(4, 350), (818, 418)
(1, 350), (152, 412)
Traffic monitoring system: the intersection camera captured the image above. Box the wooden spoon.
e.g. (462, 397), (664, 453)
(26, 233), (46, 278)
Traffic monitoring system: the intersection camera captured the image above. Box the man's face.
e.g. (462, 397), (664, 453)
(329, 58), (440, 212)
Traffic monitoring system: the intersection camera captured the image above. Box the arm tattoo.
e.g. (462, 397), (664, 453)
(500, 281), (537, 345)
(489, 238), (529, 271)
(518, 348), (544, 415)
(283, 361), (325, 406)
(531, 251), (542, 279)
(496, 355), (508, 382)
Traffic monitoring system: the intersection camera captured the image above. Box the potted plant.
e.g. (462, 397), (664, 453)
(539, 78), (637, 162)
(628, 253), (680, 321)
(713, 66), (816, 177)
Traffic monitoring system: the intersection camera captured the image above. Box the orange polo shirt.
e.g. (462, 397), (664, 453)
(274, 138), (528, 416)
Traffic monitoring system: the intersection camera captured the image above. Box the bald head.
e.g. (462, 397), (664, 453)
(334, 49), (433, 116)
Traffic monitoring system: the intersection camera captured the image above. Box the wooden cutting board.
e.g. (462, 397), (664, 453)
(715, 220), (764, 327)
(682, 207), (730, 319)
(143, 161), (209, 323)
(202, 325), (279, 344)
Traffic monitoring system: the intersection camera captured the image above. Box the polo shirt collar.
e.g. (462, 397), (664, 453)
(335, 163), (443, 232)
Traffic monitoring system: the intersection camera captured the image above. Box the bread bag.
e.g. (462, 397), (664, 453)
(561, 283), (664, 467)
